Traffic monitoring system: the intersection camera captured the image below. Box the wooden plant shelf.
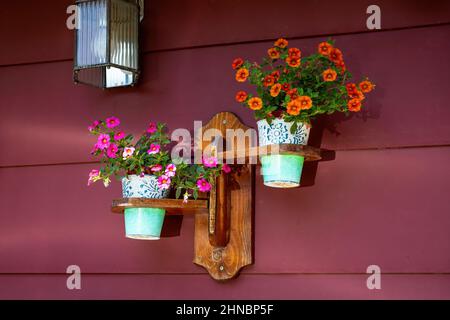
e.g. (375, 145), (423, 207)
(218, 144), (322, 163)
(111, 198), (209, 215)
(110, 112), (328, 282)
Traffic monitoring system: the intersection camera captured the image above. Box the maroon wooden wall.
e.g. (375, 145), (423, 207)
(1, 0), (450, 299)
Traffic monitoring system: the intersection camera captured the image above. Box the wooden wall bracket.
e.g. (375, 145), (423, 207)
(111, 112), (323, 281)
(193, 112), (254, 281)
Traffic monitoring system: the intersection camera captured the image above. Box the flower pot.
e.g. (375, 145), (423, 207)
(257, 118), (310, 188)
(122, 174), (170, 240)
(261, 154), (305, 188)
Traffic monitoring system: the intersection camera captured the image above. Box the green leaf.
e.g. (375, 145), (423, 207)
(290, 122), (298, 134)
(175, 187), (182, 199)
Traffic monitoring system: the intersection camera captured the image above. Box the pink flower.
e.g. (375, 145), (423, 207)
(96, 134), (110, 150)
(114, 131), (125, 140)
(147, 122), (157, 134)
(122, 147), (135, 160)
(197, 178), (211, 192)
(90, 144), (100, 155)
(87, 169), (100, 186)
(106, 143), (118, 158)
(88, 120), (100, 132)
(203, 156), (218, 168)
(147, 143), (160, 155)
(222, 163), (232, 173)
(106, 116), (120, 128)
(150, 164), (163, 172)
(165, 164), (177, 177)
(157, 175), (171, 190)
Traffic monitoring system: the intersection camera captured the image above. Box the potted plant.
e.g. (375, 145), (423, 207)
(232, 38), (375, 188)
(87, 117), (226, 240)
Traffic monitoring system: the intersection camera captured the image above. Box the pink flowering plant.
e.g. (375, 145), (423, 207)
(87, 117), (228, 201)
(171, 158), (230, 200)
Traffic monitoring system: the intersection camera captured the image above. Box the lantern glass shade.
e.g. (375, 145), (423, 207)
(74, 0), (140, 88)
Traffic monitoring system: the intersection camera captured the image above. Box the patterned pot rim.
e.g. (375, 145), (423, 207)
(121, 174), (170, 199)
(121, 174), (157, 180)
(257, 118), (311, 146)
(256, 118), (312, 128)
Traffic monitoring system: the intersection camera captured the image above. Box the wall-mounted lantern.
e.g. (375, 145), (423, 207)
(73, 0), (143, 89)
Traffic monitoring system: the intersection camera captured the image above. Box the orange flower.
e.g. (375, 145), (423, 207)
(232, 58), (244, 70)
(248, 97), (263, 110)
(348, 98), (362, 112)
(263, 75), (276, 87)
(288, 48), (301, 59)
(329, 48), (343, 63)
(267, 47), (280, 59)
(274, 38), (288, 48)
(281, 83), (290, 91)
(270, 83), (282, 97)
(287, 88), (298, 100)
(346, 83), (358, 95)
(286, 56), (300, 68)
(286, 99), (301, 116)
(348, 90), (365, 101)
(322, 68), (337, 82)
(235, 68), (249, 82)
(318, 42), (333, 56)
(235, 91), (248, 103)
(359, 80), (375, 93)
(298, 96), (313, 110)
(336, 60), (346, 74)
(271, 70), (280, 81)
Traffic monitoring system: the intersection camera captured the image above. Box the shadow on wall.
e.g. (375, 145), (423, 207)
(301, 79), (383, 188)
(160, 215), (183, 238)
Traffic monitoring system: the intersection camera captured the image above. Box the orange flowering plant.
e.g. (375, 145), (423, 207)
(232, 38), (375, 133)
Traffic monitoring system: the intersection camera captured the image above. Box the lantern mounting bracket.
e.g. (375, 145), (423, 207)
(136, 0), (144, 21)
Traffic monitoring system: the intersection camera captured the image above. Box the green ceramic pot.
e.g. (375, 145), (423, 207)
(257, 119), (310, 188)
(122, 175), (170, 240)
(124, 208), (166, 240)
(261, 154), (305, 188)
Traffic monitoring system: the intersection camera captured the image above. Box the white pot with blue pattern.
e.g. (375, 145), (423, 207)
(121, 174), (170, 240)
(257, 118), (311, 188)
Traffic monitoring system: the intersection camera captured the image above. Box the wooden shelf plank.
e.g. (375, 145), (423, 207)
(111, 198), (209, 215)
(218, 144), (322, 163)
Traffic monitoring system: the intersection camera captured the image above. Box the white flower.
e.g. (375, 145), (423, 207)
(122, 147), (135, 160)
(103, 177), (111, 188)
(183, 192), (189, 204)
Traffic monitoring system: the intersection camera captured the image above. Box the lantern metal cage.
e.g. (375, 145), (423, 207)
(73, 0), (143, 89)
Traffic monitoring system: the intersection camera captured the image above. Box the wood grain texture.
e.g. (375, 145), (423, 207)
(219, 144), (322, 163)
(209, 171), (230, 247)
(194, 165), (253, 281)
(111, 198), (208, 215)
(194, 112), (253, 281)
